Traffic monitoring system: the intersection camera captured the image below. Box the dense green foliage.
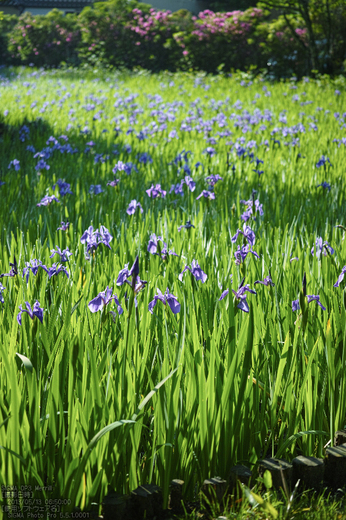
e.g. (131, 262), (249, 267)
(0, 68), (346, 515)
(0, 0), (345, 76)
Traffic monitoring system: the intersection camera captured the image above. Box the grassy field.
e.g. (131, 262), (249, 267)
(0, 67), (346, 517)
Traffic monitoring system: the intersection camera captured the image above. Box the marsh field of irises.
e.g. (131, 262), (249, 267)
(0, 67), (346, 515)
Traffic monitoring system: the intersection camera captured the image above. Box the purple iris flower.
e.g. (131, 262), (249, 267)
(8, 159), (20, 171)
(0, 282), (5, 303)
(234, 245), (259, 265)
(292, 299), (300, 312)
(147, 234), (178, 259)
(178, 221), (195, 232)
(36, 159), (50, 171)
(17, 300), (44, 326)
(170, 181), (184, 196)
(254, 275), (275, 286)
(112, 161), (126, 174)
(138, 152), (153, 164)
(0, 181), (5, 187)
(89, 185), (104, 195)
(311, 237), (334, 258)
(148, 288), (181, 314)
(53, 179), (73, 197)
(146, 184), (166, 199)
(240, 198), (264, 220)
(57, 221), (70, 231)
(317, 182), (331, 191)
(88, 286), (123, 315)
(196, 190), (215, 201)
(203, 147), (216, 157)
(37, 195), (60, 207)
(227, 278), (256, 313)
(290, 257), (299, 262)
(307, 295), (326, 310)
(0, 255), (18, 278)
(127, 200), (143, 215)
(292, 295), (326, 312)
(184, 176), (196, 192)
(107, 179), (120, 187)
(80, 225), (113, 253)
(316, 156), (332, 168)
(231, 224), (256, 246)
(22, 259), (45, 283)
(42, 263), (69, 279)
(50, 246), (72, 262)
(334, 266), (346, 287)
(179, 260), (207, 283)
(116, 256), (147, 294)
(206, 174), (223, 187)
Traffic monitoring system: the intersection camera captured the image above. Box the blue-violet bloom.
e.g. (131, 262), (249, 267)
(127, 200), (143, 215)
(334, 266), (346, 288)
(50, 246), (72, 262)
(179, 259), (207, 283)
(17, 300), (44, 326)
(148, 288), (181, 314)
(88, 286), (123, 315)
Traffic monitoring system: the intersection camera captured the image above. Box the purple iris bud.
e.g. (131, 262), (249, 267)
(178, 221), (195, 232)
(127, 200), (143, 215)
(334, 266), (346, 288)
(0, 282), (6, 303)
(146, 184), (166, 199)
(290, 257), (299, 262)
(107, 179), (120, 187)
(196, 190), (215, 200)
(8, 159), (20, 171)
(179, 259), (207, 283)
(317, 182), (331, 191)
(148, 288), (181, 314)
(206, 174), (223, 187)
(37, 195), (60, 207)
(311, 237), (334, 258)
(117, 256), (147, 294)
(231, 279), (256, 313)
(22, 259), (45, 283)
(89, 184), (104, 195)
(57, 221), (70, 231)
(50, 246), (72, 262)
(219, 289), (229, 301)
(0, 181), (5, 187)
(307, 294), (326, 311)
(53, 179), (73, 197)
(0, 256), (18, 278)
(17, 300), (44, 326)
(232, 224), (256, 246)
(42, 263), (69, 279)
(234, 245), (259, 265)
(88, 286), (123, 315)
(316, 156), (332, 168)
(292, 299), (300, 312)
(254, 275), (275, 286)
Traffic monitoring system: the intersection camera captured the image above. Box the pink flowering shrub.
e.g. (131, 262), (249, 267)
(0, 0), (345, 75)
(8, 9), (80, 66)
(175, 7), (266, 72)
(78, 2), (192, 70)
